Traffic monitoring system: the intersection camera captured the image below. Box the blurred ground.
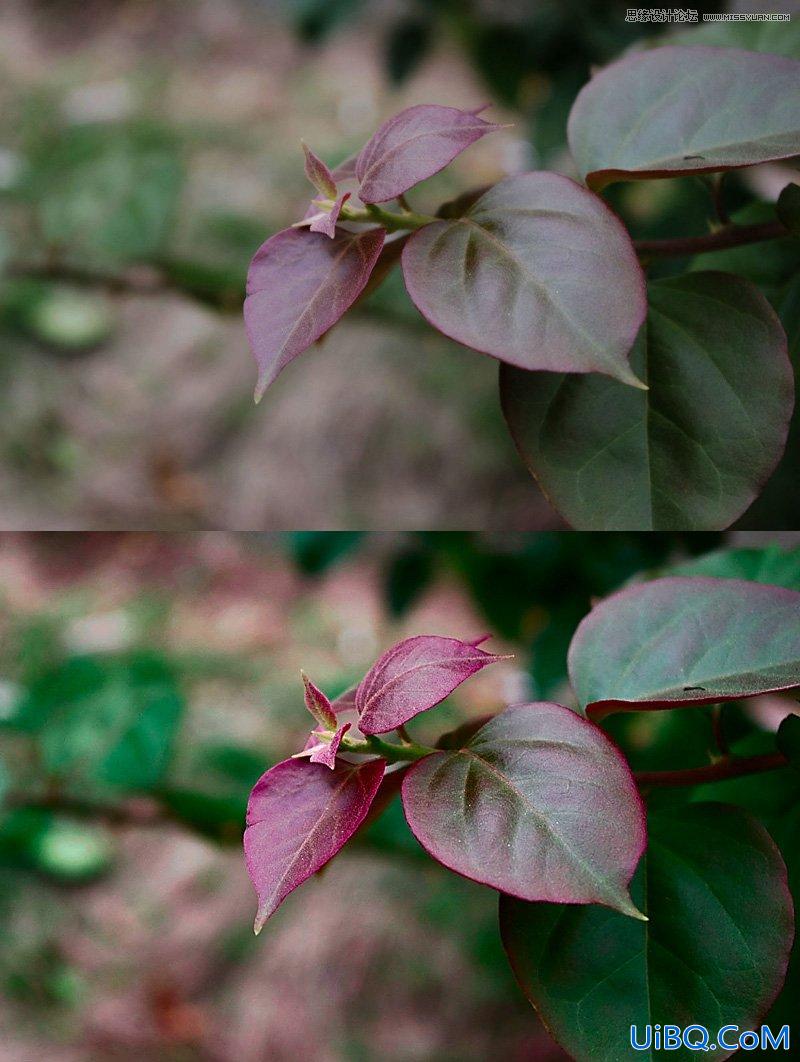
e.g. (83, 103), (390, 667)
(0, 0), (560, 530)
(0, 532), (565, 1061)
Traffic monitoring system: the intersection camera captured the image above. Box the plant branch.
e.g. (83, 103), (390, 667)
(633, 219), (788, 259)
(4, 790), (172, 827)
(635, 751), (787, 789)
(340, 733), (435, 762)
(341, 202), (436, 233)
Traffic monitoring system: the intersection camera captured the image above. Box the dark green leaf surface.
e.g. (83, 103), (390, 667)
(500, 272), (793, 530)
(14, 654), (183, 791)
(777, 182), (800, 238)
(401, 703), (646, 918)
(568, 47), (800, 190)
(568, 577), (800, 715)
(668, 546), (800, 589)
(402, 172), (646, 386)
(500, 803), (793, 1062)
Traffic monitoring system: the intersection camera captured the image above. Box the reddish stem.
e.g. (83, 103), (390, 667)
(635, 751), (787, 789)
(634, 219), (787, 259)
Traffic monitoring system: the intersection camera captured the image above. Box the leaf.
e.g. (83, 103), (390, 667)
(355, 104), (504, 204)
(500, 271), (794, 530)
(401, 702), (646, 918)
(28, 123), (183, 267)
(301, 672), (337, 730)
(667, 546), (800, 590)
(16, 653), (183, 792)
(355, 634), (505, 735)
(402, 172), (646, 386)
(244, 756), (385, 932)
(307, 191), (350, 239)
(568, 46), (800, 191)
(777, 713), (800, 771)
(568, 576), (800, 716)
(301, 142), (337, 199)
(500, 803), (793, 1062)
(300, 722), (351, 769)
(777, 182), (800, 239)
(244, 226), (384, 399)
(661, 21), (800, 60)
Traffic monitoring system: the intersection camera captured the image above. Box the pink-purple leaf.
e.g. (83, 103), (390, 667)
(301, 142), (337, 199)
(301, 671), (337, 730)
(355, 104), (504, 204)
(401, 702), (646, 918)
(244, 226), (385, 399)
(568, 576), (800, 717)
(306, 722), (351, 769)
(568, 46), (800, 191)
(401, 172), (646, 386)
(244, 756), (385, 932)
(308, 191), (350, 238)
(356, 635), (506, 735)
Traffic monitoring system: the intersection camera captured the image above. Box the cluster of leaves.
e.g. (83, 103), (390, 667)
(246, 36), (800, 530)
(245, 562), (800, 1060)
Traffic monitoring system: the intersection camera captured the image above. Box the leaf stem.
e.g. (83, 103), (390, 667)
(340, 202), (436, 233)
(340, 733), (435, 762)
(635, 751), (787, 788)
(633, 219), (788, 259)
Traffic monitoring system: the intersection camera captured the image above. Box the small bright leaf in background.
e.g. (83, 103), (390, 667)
(500, 272), (793, 530)
(355, 634), (505, 734)
(244, 756), (385, 932)
(667, 545), (800, 590)
(568, 46), (800, 190)
(402, 172), (646, 385)
(244, 226), (385, 398)
(355, 104), (503, 204)
(568, 576), (800, 714)
(500, 803), (793, 1062)
(401, 702), (646, 917)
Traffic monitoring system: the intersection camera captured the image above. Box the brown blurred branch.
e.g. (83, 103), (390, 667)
(635, 751), (787, 788)
(634, 219), (787, 259)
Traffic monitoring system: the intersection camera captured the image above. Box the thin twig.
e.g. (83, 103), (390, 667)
(635, 751), (787, 789)
(634, 219), (787, 259)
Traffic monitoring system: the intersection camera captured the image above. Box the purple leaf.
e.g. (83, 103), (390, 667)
(568, 46), (800, 191)
(356, 635), (506, 735)
(306, 722), (351, 769)
(308, 191), (350, 238)
(355, 104), (504, 204)
(401, 702), (646, 918)
(568, 576), (800, 717)
(301, 671), (337, 730)
(301, 142), (337, 199)
(401, 172), (646, 386)
(244, 756), (385, 932)
(244, 226), (385, 399)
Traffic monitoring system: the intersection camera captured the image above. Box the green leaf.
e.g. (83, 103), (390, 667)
(500, 803), (793, 1062)
(26, 123), (183, 267)
(667, 546), (800, 590)
(568, 576), (800, 716)
(568, 46), (800, 190)
(15, 653), (183, 791)
(663, 21), (800, 60)
(500, 272), (793, 530)
(777, 713), (800, 770)
(777, 182), (800, 238)
(689, 204), (800, 296)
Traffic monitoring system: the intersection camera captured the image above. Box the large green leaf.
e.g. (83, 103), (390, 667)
(500, 803), (793, 1062)
(568, 576), (800, 715)
(664, 22), (800, 60)
(568, 46), (800, 190)
(500, 272), (793, 531)
(13, 654), (184, 791)
(401, 172), (646, 386)
(668, 546), (800, 589)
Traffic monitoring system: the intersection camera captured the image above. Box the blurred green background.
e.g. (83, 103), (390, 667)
(1, 529), (799, 1059)
(2, 0), (798, 529)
